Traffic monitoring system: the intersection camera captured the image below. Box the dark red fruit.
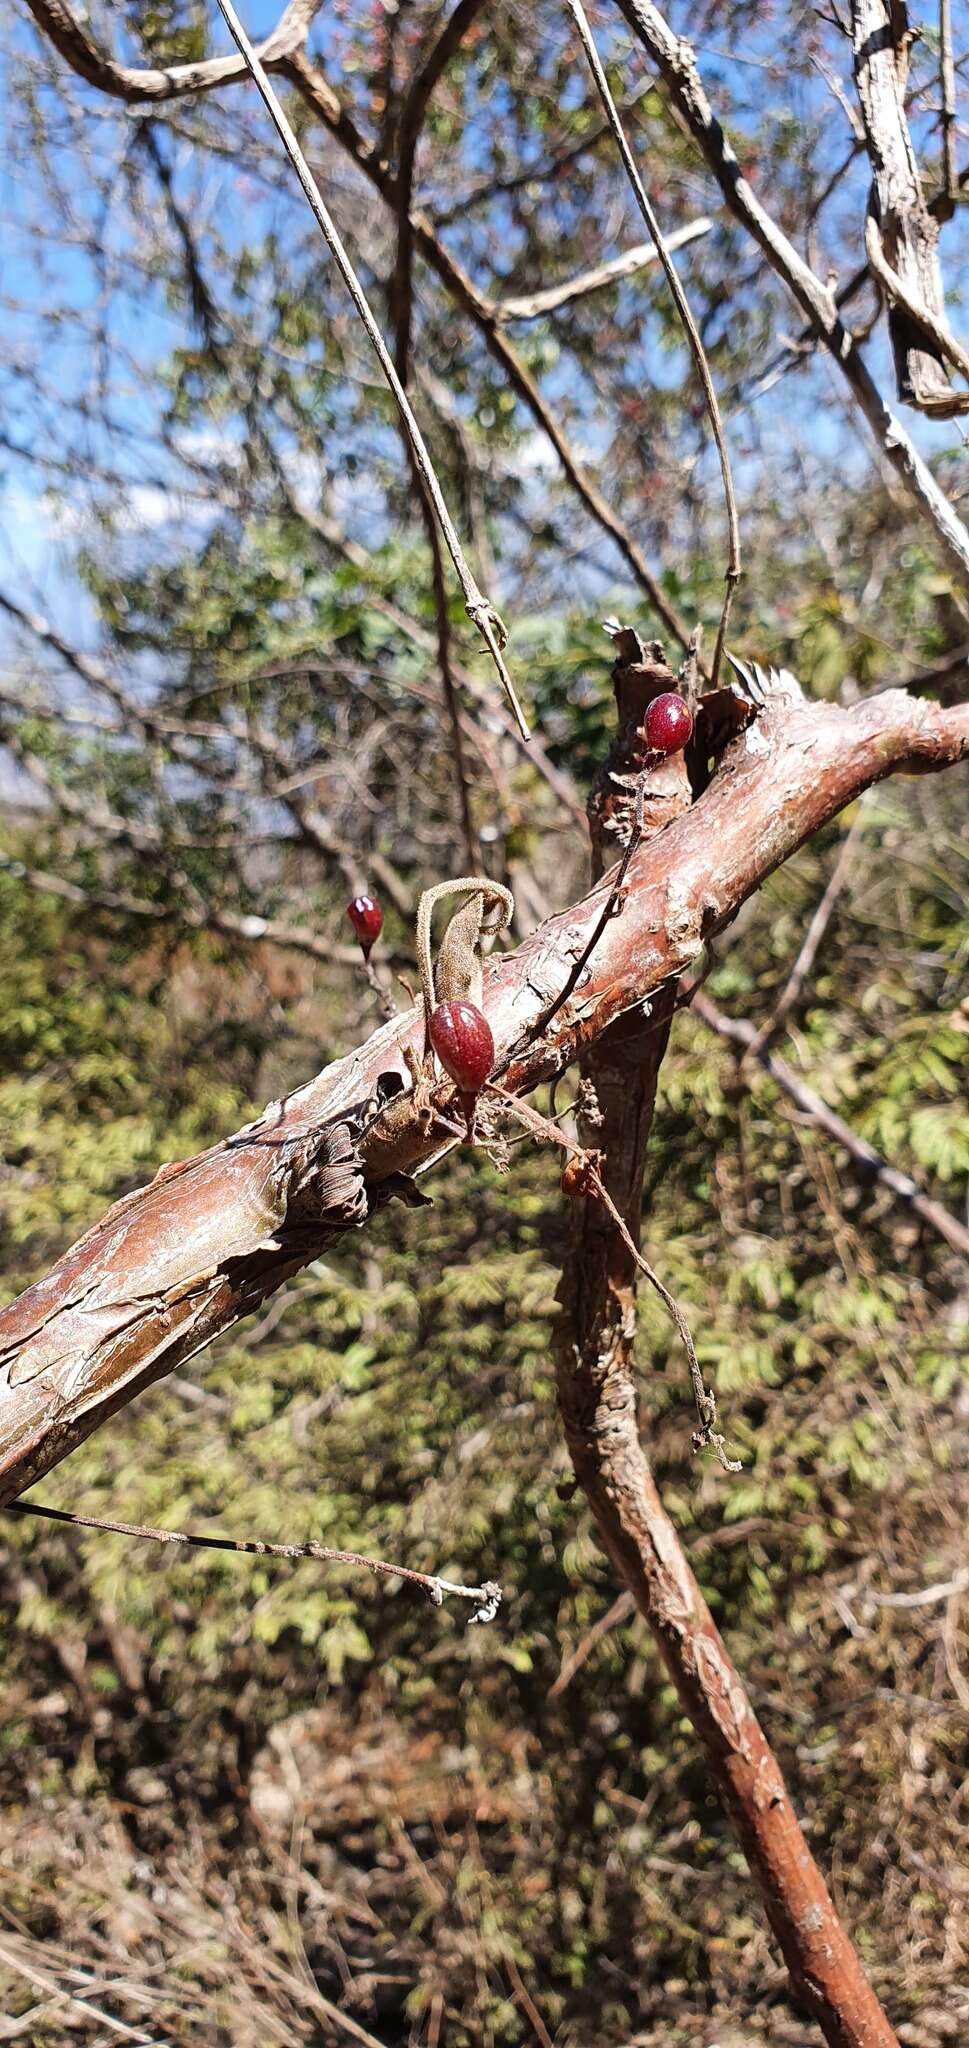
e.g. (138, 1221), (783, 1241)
(346, 892), (383, 957)
(643, 691), (693, 756)
(429, 999), (494, 1097)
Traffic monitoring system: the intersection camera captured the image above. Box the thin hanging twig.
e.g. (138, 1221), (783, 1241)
(213, 0), (531, 740)
(564, 0), (741, 684)
(488, 1086), (741, 1470)
(4, 1498), (502, 1623)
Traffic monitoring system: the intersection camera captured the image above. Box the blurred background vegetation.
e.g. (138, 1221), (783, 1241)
(0, 0), (968, 2041)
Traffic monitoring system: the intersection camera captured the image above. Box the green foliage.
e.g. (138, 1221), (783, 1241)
(2, 1), (969, 2030)
(0, 773), (966, 2037)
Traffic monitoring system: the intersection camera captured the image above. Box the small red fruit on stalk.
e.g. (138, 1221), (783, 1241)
(642, 691), (693, 756)
(429, 999), (495, 1136)
(346, 892), (383, 958)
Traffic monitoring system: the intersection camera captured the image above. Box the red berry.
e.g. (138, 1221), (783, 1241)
(643, 691), (693, 756)
(428, 999), (494, 1097)
(346, 892), (383, 957)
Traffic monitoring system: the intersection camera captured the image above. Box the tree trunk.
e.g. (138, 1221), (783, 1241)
(553, 643), (899, 2048)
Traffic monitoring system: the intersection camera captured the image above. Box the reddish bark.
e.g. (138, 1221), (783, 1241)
(554, 649), (899, 2048)
(0, 678), (965, 1504)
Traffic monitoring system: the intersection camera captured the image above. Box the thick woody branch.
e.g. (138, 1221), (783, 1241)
(614, 0), (969, 587)
(0, 682), (964, 1504)
(851, 0), (969, 416)
(23, 0), (323, 100)
(554, 651), (897, 2048)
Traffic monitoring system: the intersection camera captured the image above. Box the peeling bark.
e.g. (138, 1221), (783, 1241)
(554, 644), (899, 2048)
(851, 0), (967, 416)
(0, 680), (965, 1505)
(614, 0), (969, 579)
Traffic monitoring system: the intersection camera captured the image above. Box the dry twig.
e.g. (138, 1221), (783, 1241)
(5, 1498), (502, 1624)
(213, 0), (530, 739)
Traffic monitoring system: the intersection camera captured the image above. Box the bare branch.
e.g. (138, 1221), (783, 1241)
(565, 0), (740, 682)
(390, 0), (488, 386)
(851, 0), (969, 415)
(4, 1498), (501, 1623)
(864, 205), (969, 391)
(213, 0), (530, 739)
(23, 0), (322, 100)
(495, 218), (713, 321)
(738, 161), (969, 406)
(614, 0), (969, 587)
(547, 1590), (636, 1698)
(940, 0), (958, 203)
(379, 0), (489, 876)
(0, 679), (965, 1504)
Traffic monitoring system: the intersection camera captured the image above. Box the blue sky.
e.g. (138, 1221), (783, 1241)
(1, 0), (967, 657)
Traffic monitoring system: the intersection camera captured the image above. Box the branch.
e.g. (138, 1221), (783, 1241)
(494, 217), (713, 321)
(213, 0), (530, 740)
(4, 1499), (501, 1623)
(0, 676), (964, 1503)
(552, 643), (896, 2048)
(851, 0), (969, 415)
(692, 991), (969, 1260)
(939, 0), (958, 204)
(737, 161), (969, 407)
(390, 0), (488, 386)
(382, 2), (490, 876)
(614, 0), (969, 587)
(864, 205), (969, 393)
(566, 0), (740, 683)
(23, 0), (322, 100)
